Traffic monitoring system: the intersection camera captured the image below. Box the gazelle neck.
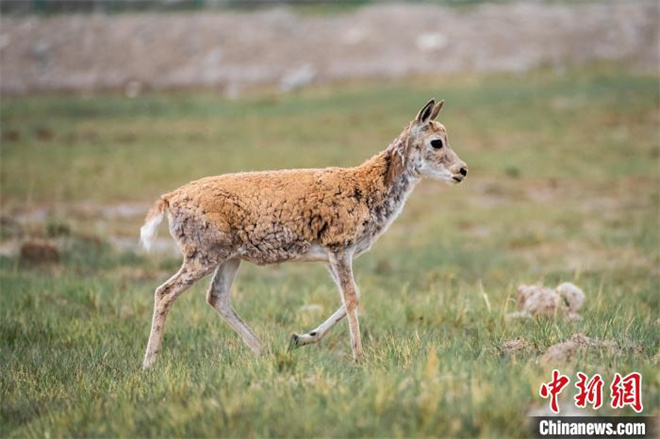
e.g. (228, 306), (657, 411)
(356, 134), (421, 239)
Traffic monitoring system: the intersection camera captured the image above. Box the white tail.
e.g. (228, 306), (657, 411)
(140, 199), (167, 251)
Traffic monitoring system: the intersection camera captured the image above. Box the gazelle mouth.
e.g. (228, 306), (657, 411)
(452, 176), (464, 183)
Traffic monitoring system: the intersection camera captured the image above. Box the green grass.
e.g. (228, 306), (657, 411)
(1, 68), (658, 437)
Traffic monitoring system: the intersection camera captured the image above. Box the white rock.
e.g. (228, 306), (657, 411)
(280, 64), (316, 93)
(415, 33), (449, 52)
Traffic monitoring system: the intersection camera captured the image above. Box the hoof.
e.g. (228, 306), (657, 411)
(288, 333), (301, 351)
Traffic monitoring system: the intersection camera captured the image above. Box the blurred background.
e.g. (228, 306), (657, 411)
(1, 0), (657, 95)
(1, 1), (658, 438)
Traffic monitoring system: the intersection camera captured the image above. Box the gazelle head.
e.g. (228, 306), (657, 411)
(408, 99), (468, 184)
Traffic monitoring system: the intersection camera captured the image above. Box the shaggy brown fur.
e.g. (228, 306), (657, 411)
(141, 99), (467, 368)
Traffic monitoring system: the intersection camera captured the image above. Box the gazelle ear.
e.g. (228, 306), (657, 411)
(430, 99), (444, 120)
(415, 99), (435, 124)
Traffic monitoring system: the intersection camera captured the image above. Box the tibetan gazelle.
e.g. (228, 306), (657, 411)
(140, 99), (467, 368)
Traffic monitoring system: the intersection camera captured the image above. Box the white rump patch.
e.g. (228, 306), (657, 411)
(140, 211), (164, 252)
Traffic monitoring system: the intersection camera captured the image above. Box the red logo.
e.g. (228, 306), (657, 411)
(539, 370), (643, 414)
(610, 372), (643, 413)
(574, 372), (604, 409)
(539, 369), (571, 413)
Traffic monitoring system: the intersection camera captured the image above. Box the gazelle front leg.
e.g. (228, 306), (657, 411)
(329, 250), (363, 361)
(291, 264), (353, 348)
(290, 306), (346, 348)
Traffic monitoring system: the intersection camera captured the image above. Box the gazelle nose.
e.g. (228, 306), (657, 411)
(459, 167), (468, 177)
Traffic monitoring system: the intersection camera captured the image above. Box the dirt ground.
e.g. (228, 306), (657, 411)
(1, 2), (658, 95)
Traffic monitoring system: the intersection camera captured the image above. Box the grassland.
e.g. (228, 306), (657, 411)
(1, 68), (658, 437)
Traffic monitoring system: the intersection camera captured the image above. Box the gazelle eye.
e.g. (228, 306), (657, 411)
(431, 139), (444, 149)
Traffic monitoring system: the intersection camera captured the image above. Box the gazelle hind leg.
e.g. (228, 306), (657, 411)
(207, 259), (263, 355)
(143, 257), (217, 369)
